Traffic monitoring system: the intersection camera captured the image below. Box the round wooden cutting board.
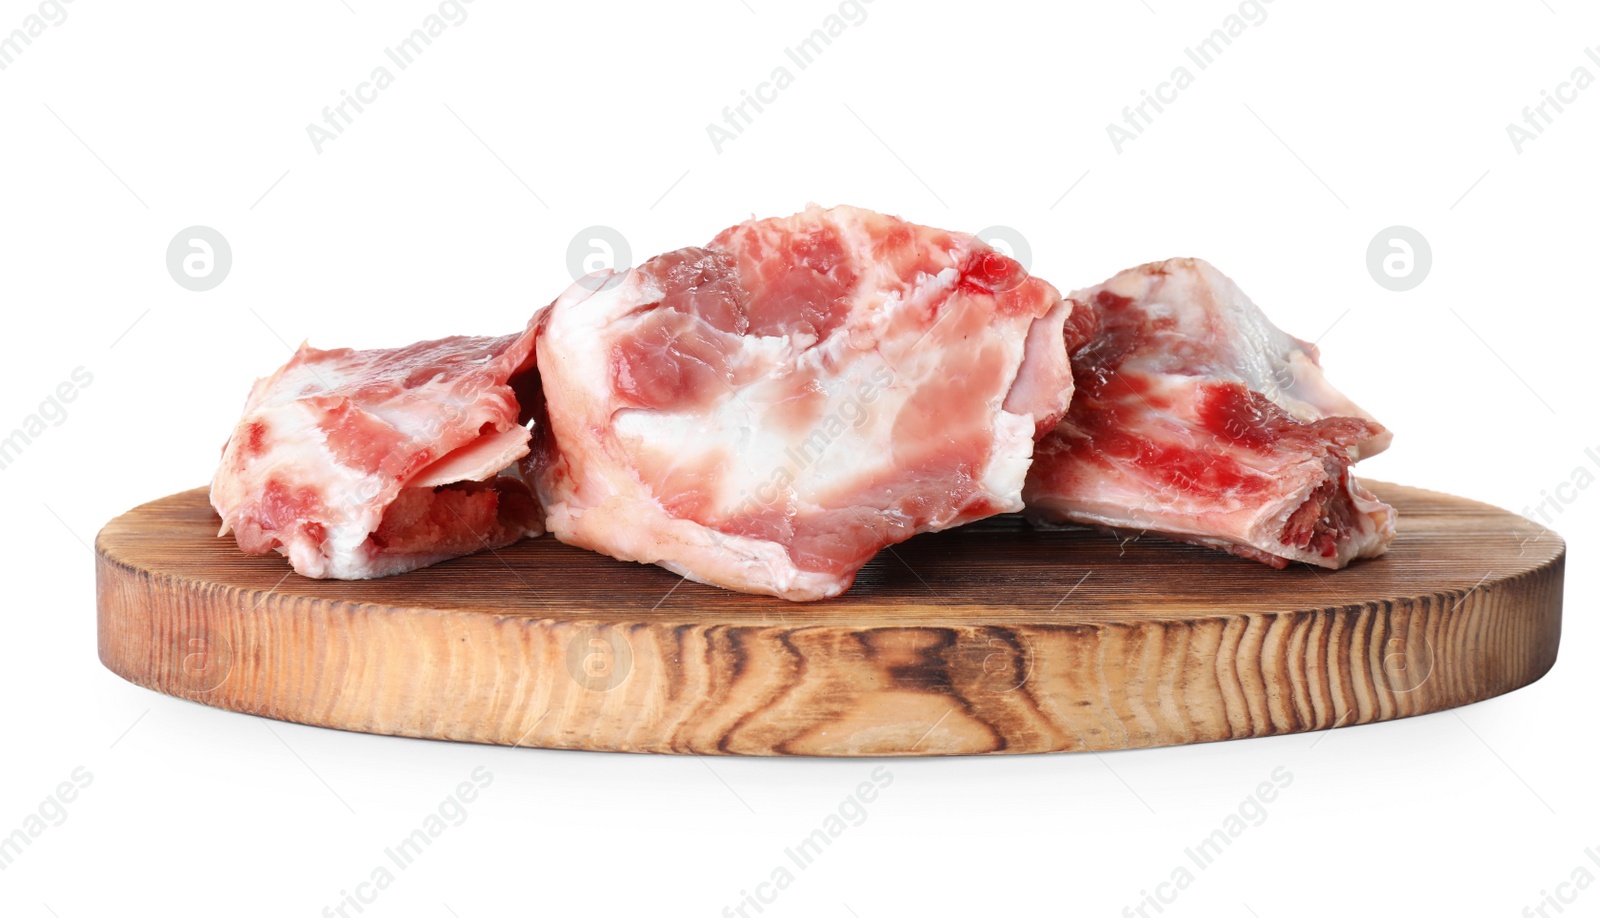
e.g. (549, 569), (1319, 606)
(96, 482), (1564, 756)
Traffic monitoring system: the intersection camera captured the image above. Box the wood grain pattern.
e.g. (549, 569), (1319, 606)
(95, 482), (1564, 756)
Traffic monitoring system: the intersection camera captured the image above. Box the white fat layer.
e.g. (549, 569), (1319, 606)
(595, 248), (1028, 518)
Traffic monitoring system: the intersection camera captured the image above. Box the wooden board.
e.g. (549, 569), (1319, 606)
(96, 483), (1564, 756)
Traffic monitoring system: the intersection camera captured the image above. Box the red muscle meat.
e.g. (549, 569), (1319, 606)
(211, 323), (545, 578)
(527, 205), (1077, 600)
(1024, 258), (1395, 569)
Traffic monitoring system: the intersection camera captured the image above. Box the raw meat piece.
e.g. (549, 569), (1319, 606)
(527, 204), (1077, 600)
(1024, 258), (1395, 569)
(211, 324), (545, 578)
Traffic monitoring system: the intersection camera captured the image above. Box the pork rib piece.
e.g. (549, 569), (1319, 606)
(1024, 258), (1395, 569)
(211, 324), (544, 579)
(529, 205), (1076, 600)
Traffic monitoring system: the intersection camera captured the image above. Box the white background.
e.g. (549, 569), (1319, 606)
(1, 1), (1596, 915)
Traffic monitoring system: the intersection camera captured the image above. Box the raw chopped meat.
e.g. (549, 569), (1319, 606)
(1024, 258), (1395, 569)
(210, 324), (545, 578)
(527, 204), (1077, 600)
